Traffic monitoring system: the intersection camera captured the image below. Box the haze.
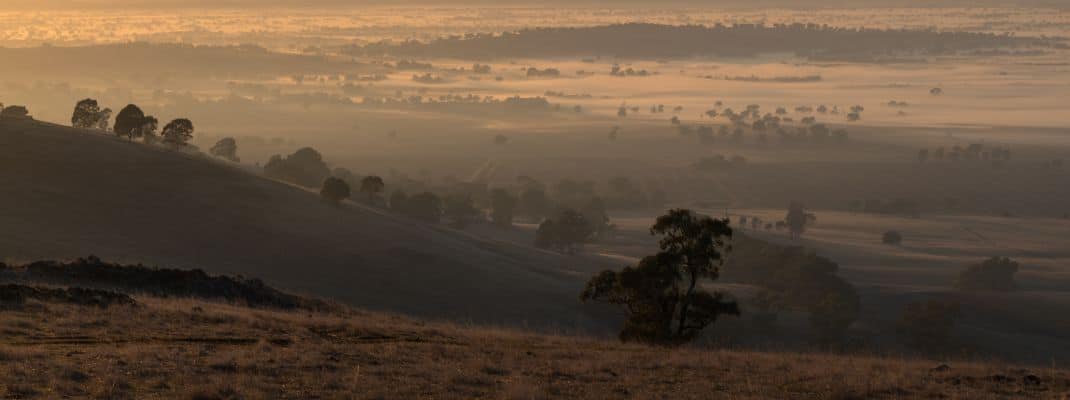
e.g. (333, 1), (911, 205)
(1, 1), (1068, 399)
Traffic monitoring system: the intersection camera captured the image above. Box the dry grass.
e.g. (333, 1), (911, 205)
(2, 297), (1068, 399)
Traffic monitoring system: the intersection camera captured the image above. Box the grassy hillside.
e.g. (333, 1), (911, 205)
(2, 290), (1066, 399)
(0, 118), (605, 326)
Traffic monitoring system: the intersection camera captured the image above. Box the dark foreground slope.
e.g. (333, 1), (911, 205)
(0, 118), (599, 326)
(3, 293), (1066, 399)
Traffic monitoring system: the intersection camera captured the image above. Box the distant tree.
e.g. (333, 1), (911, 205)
(581, 209), (739, 345)
(670, 116), (681, 125)
(96, 108), (112, 131)
(882, 230), (903, 245)
(263, 147), (331, 188)
(493, 134), (509, 145)
(443, 194), (479, 228)
(161, 118), (194, 146)
(320, 177), (351, 205)
(930, 87), (943, 95)
(581, 196), (611, 238)
(359, 176), (386, 202)
(517, 187), (552, 221)
(113, 104), (145, 140)
(210, 137), (240, 162)
(0, 105), (30, 120)
(71, 98), (101, 129)
(917, 148), (929, 163)
(956, 256), (1019, 292)
(535, 209), (593, 254)
(785, 202), (807, 239)
(897, 299), (960, 353)
(140, 115), (159, 143)
(389, 190), (409, 212)
(405, 192), (443, 223)
(490, 189), (518, 228)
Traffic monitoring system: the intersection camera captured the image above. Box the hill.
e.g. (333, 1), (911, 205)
(0, 117), (604, 326)
(1, 286), (1065, 399)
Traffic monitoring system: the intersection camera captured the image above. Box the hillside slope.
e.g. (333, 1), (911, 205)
(3, 293), (1065, 399)
(0, 118), (601, 326)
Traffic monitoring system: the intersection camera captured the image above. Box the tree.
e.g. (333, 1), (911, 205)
(785, 202), (807, 239)
(882, 230), (903, 245)
(897, 299), (960, 353)
(71, 98), (101, 129)
(957, 256), (1019, 292)
(581, 209), (739, 345)
(96, 108), (112, 131)
(0, 105), (29, 120)
(490, 189), (518, 228)
(113, 104), (145, 140)
(443, 194), (479, 228)
(210, 137), (240, 162)
(263, 147), (331, 188)
(389, 190), (409, 213)
(405, 192), (443, 222)
(140, 115), (159, 143)
(161, 118), (194, 147)
(534, 209), (593, 254)
(517, 187), (552, 221)
(320, 177), (351, 205)
(917, 148), (929, 163)
(359, 176), (385, 202)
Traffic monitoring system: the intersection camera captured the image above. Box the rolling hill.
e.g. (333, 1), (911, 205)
(0, 117), (605, 327)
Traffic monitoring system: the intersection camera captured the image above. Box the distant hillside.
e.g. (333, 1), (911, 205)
(0, 117), (604, 327)
(3, 0), (1069, 10)
(348, 23), (1050, 61)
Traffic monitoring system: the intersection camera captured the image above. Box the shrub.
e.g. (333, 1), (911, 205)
(897, 299), (960, 352)
(956, 256), (1019, 291)
(882, 230), (903, 245)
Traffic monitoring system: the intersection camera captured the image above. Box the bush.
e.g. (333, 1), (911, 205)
(897, 299), (960, 353)
(882, 230), (903, 245)
(956, 256), (1019, 292)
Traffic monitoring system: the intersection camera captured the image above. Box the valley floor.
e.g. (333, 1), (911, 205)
(2, 296), (1068, 399)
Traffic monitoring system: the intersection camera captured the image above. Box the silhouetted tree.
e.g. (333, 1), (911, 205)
(882, 230), (903, 245)
(320, 177), (351, 205)
(161, 118), (194, 147)
(535, 209), (593, 254)
(210, 137), (240, 162)
(263, 147), (331, 188)
(0, 105), (29, 120)
(517, 187), (552, 221)
(490, 189), (518, 228)
(957, 256), (1019, 292)
(897, 299), (960, 353)
(71, 98), (101, 129)
(140, 116), (159, 143)
(444, 194), (479, 228)
(581, 209), (739, 345)
(113, 104), (145, 140)
(405, 192), (443, 222)
(359, 176), (385, 202)
(389, 190), (409, 212)
(96, 108), (112, 131)
(786, 202), (807, 239)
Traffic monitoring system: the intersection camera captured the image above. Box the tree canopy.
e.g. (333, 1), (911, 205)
(581, 209), (739, 345)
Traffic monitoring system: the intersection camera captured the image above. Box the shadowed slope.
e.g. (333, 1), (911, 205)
(0, 118), (599, 326)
